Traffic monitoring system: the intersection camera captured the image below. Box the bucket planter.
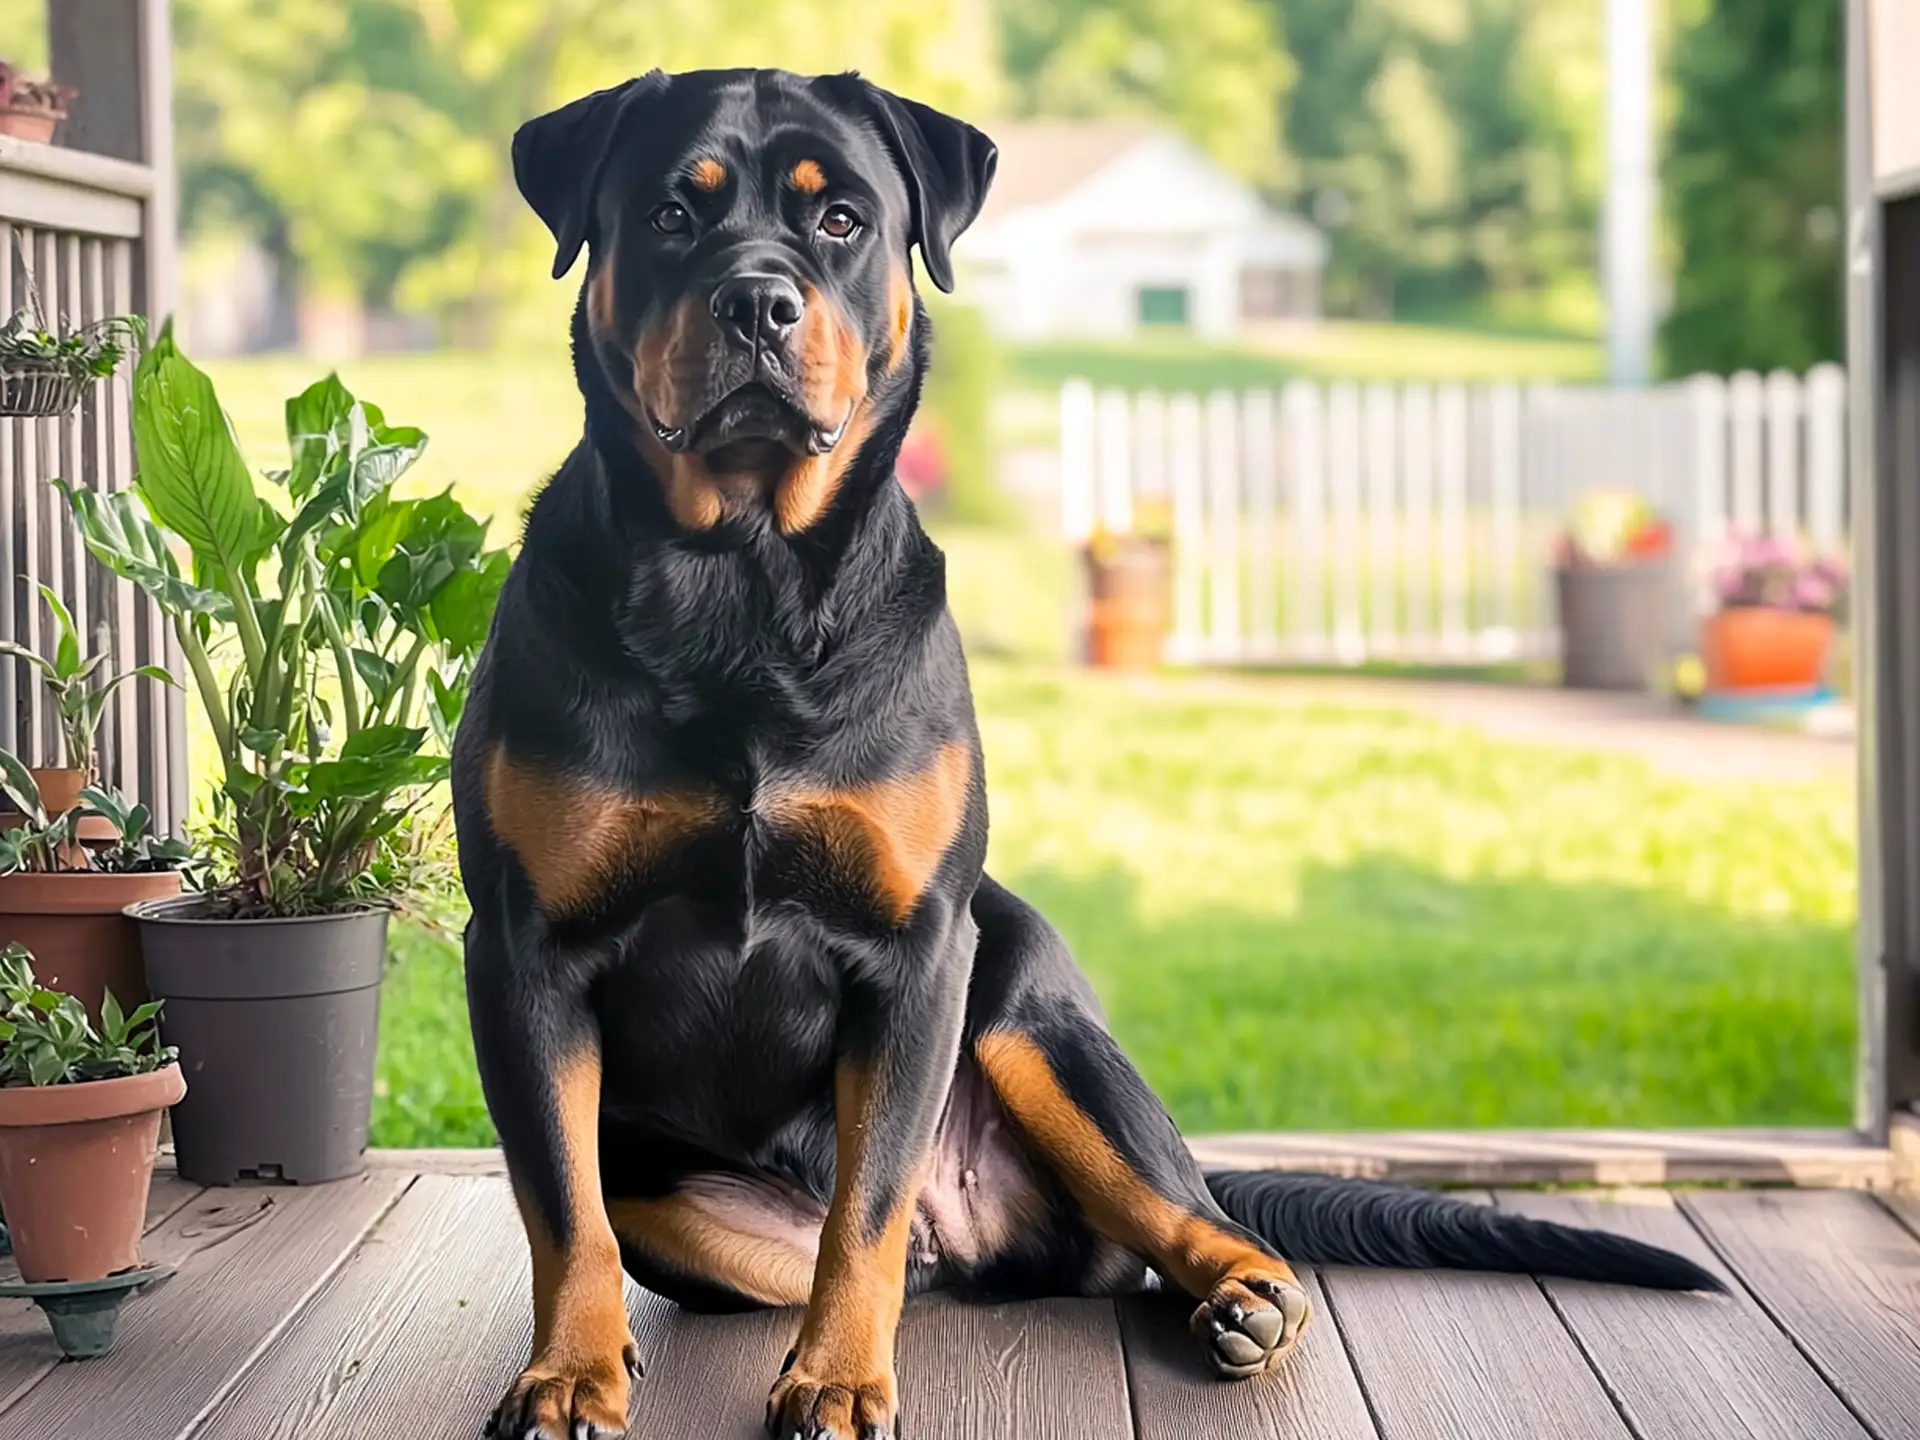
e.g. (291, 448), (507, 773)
(1554, 558), (1672, 691)
(131, 897), (388, 1185)
(0, 65), (74, 146)
(1701, 606), (1836, 693)
(0, 870), (180, 1023)
(1084, 536), (1171, 670)
(0, 1064), (183, 1283)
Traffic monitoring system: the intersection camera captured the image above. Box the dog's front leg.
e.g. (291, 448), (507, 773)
(766, 914), (971, 1440)
(469, 914), (635, 1440)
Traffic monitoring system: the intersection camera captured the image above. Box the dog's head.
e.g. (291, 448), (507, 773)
(515, 69), (996, 535)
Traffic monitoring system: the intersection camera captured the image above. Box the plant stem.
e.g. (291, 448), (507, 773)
(389, 632), (431, 728)
(174, 616), (234, 767)
(306, 549), (361, 738)
(222, 571), (267, 690)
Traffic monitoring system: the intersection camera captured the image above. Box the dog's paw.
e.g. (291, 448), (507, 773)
(485, 1339), (639, 1440)
(1189, 1269), (1312, 1379)
(764, 1354), (898, 1440)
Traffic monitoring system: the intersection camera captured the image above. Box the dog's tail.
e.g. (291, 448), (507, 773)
(1206, 1170), (1723, 1292)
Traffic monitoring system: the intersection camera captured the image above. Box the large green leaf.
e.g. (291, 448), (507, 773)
(283, 373), (355, 502)
(37, 584), (78, 678)
(0, 748), (43, 822)
(428, 547), (510, 658)
(366, 492), (488, 617)
(54, 481), (233, 621)
(303, 725), (444, 799)
(129, 324), (262, 577)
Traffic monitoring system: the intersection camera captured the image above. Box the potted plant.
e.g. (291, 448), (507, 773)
(0, 308), (136, 419)
(61, 323), (506, 1184)
(1083, 512), (1172, 671)
(1551, 488), (1674, 691)
(0, 753), (189, 1024)
(0, 62), (75, 144)
(0, 945), (182, 1357)
(1701, 533), (1848, 694)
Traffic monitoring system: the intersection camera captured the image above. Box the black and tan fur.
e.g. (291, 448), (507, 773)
(453, 67), (1720, 1440)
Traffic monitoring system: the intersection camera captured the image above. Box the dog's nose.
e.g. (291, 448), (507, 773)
(711, 275), (805, 349)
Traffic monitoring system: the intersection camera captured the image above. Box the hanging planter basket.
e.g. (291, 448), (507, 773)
(0, 360), (89, 418)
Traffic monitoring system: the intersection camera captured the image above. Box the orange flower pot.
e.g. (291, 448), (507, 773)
(1700, 607), (1834, 692)
(1082, 538), (1170, 671)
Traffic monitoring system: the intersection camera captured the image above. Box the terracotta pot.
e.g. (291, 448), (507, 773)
(5, 767), (115, 851)
(0, 1064), (184, 1283)
(0, 871), (182, 1023)
(1700, 607), (1835, 692)
(1083, 539), (1170, 670)
(0, 110), (59, 144)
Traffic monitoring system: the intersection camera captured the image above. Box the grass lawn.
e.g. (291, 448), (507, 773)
(371, 652), (1854, 1146)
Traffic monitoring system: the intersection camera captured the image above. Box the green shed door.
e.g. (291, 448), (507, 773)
(1137, 286), (1190, 326)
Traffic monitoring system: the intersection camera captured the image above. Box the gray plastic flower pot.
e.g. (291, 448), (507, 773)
(1554, 559), (1673, 692)
(128, 897), (387, 1185)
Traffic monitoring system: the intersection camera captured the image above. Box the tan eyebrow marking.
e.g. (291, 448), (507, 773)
(691, 158), (726, 191)
(791, 159), (827, 193)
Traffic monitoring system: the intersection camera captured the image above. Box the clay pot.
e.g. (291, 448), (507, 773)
(0, 1064), (185, 1283)
(6, 768), (114, 855)
(1700, 607), (1836, 693)
(0, 110), (59, 144)
(0, 870), (180, 1024)
(1083, 538), (1171, 671)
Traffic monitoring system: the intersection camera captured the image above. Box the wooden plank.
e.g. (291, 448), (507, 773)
(1805, 362), (1848, 554)
(0, 1172), (409, 1438)
(0, 171), (144, 240)
(0, 219), (13, 753)
(1485, 383), (1522, 659)
(1187, 1128), (1893, 1188)
(1683, 1189), (1920, 1440)
(60, 231), (85, 650)
(1363, 383), (1398, 655)
(187, 1176), (676, 1440)
(1690, 372), (1730, 616)
(0, 137), (155, 198)
(1400, 383), (1433, 654)
(1058, 380), (1096, 544)
(1121, 1271), (1376, 1440)
(1282, 379), (1325, 659)
(624, 1303), (800, 1439)
(1205, 390), (1241, 660)
(1764, 369), (1803, 539)
(1327, 382), (1363, 662)
(1728, 370), (1765, 536)
(898, 1293), (1134, 1439)
(1436, 383), (1469, 658)
(1500, 1189), (1869, 1440)
(1243, 389), (1278, 656)
(1321, 1197), (1633, 1440)
(1095, 388), (1133, 536)
(1168, 393), (1205, 661)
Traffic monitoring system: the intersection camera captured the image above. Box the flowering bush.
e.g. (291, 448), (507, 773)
(1710, 532), (1849, 617)
(1556, 488), (1671, 566)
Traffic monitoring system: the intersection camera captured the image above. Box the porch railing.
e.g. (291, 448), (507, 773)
(1058, 366), (1849, 666)
(0, 134), (187, 831)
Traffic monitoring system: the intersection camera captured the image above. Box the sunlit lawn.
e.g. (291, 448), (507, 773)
(198, 350), (1852, 1147)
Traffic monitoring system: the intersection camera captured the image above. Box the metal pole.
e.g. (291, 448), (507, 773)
(1604, 0), (1655, 386)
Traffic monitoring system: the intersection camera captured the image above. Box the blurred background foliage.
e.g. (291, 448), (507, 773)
(0, 0), (1823, 376)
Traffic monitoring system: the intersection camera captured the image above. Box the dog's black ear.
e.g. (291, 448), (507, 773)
(514, 70), (669, 279)
(840, 79), (996, 294)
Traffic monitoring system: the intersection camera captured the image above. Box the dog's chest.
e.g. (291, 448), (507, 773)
(484, 740), (971, 927)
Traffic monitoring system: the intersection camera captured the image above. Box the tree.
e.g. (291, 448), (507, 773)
(1001, 0), (1295, 187)
(1661, 0), (1841, 375)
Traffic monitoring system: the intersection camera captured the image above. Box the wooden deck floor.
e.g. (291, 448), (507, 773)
(3, 1159), (1919, 1440)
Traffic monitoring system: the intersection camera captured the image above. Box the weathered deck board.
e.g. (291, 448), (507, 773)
(624, 1302), (801, 1438)
(186, 1176), (534, 1440)
(1319, 1193), (1631, 1440)
(1683, 1189), (1920, 1440)
(1119, 1271), (1377, 1440)
(0, 1172), (409, 1439)
(897, 1292), (1133, 1439)
(1498, 1189), (1870, 1440)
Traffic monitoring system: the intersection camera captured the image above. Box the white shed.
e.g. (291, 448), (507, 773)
(958, 120), (1326, 342)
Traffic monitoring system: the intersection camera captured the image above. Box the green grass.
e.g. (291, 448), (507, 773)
(372, 652), (1854, 1145)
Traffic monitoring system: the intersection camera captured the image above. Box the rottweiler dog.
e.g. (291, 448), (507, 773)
(452, 67), (1720, 1440)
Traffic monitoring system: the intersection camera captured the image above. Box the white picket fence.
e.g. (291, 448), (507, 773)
(1059, 366), (1849, 665)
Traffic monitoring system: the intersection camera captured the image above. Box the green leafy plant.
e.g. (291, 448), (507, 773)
(0, 749), (83, 874)
(0, 944), (175, 1087)
(77, 785), (196, 874)
(0, 310), (136, 385)
(60, 322), (507, 916)
(0, 583), (174, 775)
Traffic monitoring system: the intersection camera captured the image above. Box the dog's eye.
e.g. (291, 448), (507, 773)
(650, 203), (690, 236)
(819, 205), (862, 240)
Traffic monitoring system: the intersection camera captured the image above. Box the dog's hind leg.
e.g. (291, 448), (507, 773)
(606, 1171), (823, 1313)
(467, 896), (637, 1440)
(967, 878), (1312, 1379)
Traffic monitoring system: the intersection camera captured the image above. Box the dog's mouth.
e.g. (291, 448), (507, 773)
(649, 383), (852, 468)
